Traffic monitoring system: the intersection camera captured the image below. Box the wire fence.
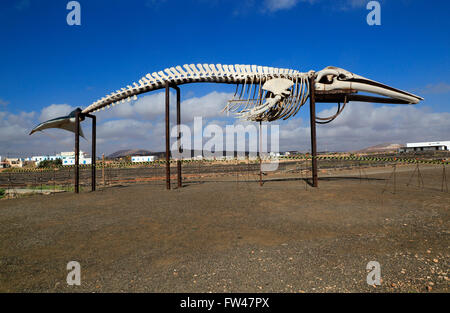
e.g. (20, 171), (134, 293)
(0, 155), (448, 198)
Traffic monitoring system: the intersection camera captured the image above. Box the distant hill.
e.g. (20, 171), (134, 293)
(108, 149), (155, 158)
(354, 143), (401, 153)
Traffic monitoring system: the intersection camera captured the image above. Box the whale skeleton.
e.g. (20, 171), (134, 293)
(30, 64), (423, 135)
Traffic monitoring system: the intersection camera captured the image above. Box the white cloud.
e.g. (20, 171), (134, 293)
(97, 92), (166, 120)
(1, 94), (449, 157)
(0, 98), (9, 107)
(0, 111), (35, 141)
(420, 82), (450, 95)
(263, 0), (300, 12)
(181, 91), (234, 120)
(103, 91), (233, 122)
(0, 91), (234, 156)
(277, 102), (450, 152)
(97, 119), (154, 140)
(0, 110), (70, 155)
(39, 104), (75, 122)
(339, 0), (367, 10)
(0, 112), (31, 143)
(261, 0), (368, 13)
(351, 0), (367, 7)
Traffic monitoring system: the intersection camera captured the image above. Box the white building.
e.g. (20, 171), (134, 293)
(30, 155), (61, 164)
(30, 151), (91, 166)
(131, 155), (156, 163)
(62, 157), (92, 166)
(59, 151), (91, 166)
(399, 141), (450, 153)
(60, 151), (88, 158)
(5, 158), (24, 168)
(0, 155), (8, 168)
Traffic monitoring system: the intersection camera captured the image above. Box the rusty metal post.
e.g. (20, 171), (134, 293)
(175, 87), (183, 188)
(442, 164), (448, 192)
(102, 154), (105, 187)
(258, 85), (263, 187)
(91, 115), (96, 191)
(309, 76), (318, 187)
(393, 164), (397, 194)
(259, 121), (262, 187)
(74, 108), (81, 193)
(165, 82), (171, 190)
(175, 86), (182, 188)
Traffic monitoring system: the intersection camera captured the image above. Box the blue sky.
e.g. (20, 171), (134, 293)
(0, 0), (449, 156)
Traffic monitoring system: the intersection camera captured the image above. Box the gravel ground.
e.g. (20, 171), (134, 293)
(0, 166), (448, 292)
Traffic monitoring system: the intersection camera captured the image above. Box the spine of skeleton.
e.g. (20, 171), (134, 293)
(82, 64), (309, 122)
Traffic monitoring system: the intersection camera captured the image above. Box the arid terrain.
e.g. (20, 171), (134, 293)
(0, 164), (448, 292)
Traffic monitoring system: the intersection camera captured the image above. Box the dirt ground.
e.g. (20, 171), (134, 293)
(0, 165), (448, 292)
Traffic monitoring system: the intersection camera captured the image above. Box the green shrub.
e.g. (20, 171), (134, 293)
(37, 159), (62, 168)
(0, 188), (5, 198)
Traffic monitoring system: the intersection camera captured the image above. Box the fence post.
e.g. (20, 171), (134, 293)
(442, 164), (448, 192)
(309, 76), (318, 187)
(74, 108), (81, 193)
(165, 82), (171, 190)
(102, 154), (105, 187)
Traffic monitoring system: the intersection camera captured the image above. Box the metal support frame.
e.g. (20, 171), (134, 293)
(259, 121), (263, 187)
(74, 109), (96, 193)
(382, 164), (397, 194)
(258, 86), (263, 187)
(315, 93), (411, 105)
(85, 114), (96, 192)
(309, 77), (318, 187)
(308, 88), (406, 188)
(102, 153), (105, 187)
(74, 109), (81, 193)
(165, 82), (171, 190)
(69, 77), (411, 194)
(176, 86), (182, 188)
(442, 164), (448, 193)
(165, 82), (182, 190)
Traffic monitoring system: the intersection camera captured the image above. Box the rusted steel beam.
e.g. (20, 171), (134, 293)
(74, 108), (81, 193)
(309, 77), (318, 187)
(348, 94), (411, 104)
(84, 113), (97, 192)
(102, 154), (105, 187)
(315, 89), (358, 95)
(316, 93), (410, 104)
(91, 115), (96, 191)
(258, 86), (263, 187)
(165, 82), (171, 190)
(259, 121), (263, 187)
(175, 86), (182, 188)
